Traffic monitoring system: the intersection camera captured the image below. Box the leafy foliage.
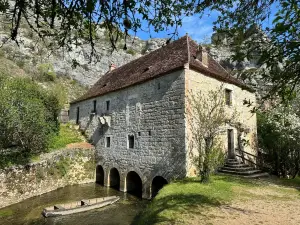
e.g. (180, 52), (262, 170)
(36, 63), (57, 82)
(187, 86), (236, 182)
(258, 107), (300, 178)
(0, 75), (60, 155)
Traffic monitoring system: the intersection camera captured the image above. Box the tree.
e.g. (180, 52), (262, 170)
(187, 86), (237, 182)
(258, 106), (300, 178)
(0, 1), (298, 98)
(0, 75), (60, 155)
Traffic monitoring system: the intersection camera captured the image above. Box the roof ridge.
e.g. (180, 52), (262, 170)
(186, 33), (190, 64)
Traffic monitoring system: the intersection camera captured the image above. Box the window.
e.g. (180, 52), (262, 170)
(225, 89), (232, 106)
(76, 107), (80, 124)
(148, 130), (151, 136)
(138, 132), (141, 136)
(157, 82), (160, 90)
(106, 100), (110, 111)
(128, 135), (134, 149)
(93, 100), (97, 113)
(105, 137), (111, 148)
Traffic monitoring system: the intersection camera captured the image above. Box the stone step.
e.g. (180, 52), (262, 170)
(225, 161), (240, 165)
(222, 166), (254, 171)
(242, 172), (269, 178)
(218, 168), (263, 176)
(227, 158), (239, 162)
(218, 171), (269, 179)
(224, 163), (250, 168)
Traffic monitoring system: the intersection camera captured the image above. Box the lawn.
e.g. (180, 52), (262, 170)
(133, 175), (300, 225)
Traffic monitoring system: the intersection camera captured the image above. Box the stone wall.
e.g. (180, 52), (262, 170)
(185, 68), (258, 176)
(69, 70), (187, 198)
(0, 148), (95, 208)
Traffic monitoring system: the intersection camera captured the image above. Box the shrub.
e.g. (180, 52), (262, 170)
(36, 63), (57, 81)
(258, 108), (300, 178)
(0, 75), (60, 155)
(126, 48), (136, 56)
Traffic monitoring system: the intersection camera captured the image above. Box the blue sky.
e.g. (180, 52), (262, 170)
(132, 4), (278, 43)
(134, 11), (219, 43)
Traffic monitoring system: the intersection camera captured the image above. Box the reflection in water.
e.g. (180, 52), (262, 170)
(0, 183), (147, 225)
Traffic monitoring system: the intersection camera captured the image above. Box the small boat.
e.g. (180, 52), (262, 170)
(42, 196), (120, 217)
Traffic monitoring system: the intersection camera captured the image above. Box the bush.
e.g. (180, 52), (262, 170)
(36, 63), (56, 81)
(258, 108), (300, 178)
(0, 75), (60, 155)
(126, 48), (136, 56)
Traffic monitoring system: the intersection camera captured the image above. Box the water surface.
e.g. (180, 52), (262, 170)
(0, 183), (147, 225)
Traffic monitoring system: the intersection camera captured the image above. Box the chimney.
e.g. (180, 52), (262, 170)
(109, 63), (117, 71)
(196, 46), (208, 67)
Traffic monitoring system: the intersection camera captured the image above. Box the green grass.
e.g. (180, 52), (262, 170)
(0, 209), (14, 218)
(133, 175), (299, 225)
(48, 124), (83, 150)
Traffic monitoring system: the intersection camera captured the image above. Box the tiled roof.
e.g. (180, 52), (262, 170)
(72, 35), (253, 104)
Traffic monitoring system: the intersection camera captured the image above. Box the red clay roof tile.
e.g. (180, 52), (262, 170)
(71, 35), (253, 104)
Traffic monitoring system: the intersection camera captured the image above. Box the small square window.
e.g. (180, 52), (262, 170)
(138, 132), (141, 136)
(105, 137), (111, 148)
(128, 135), (134, 149)
(106, 100), (110, 111)
(225, 89), (232, 106)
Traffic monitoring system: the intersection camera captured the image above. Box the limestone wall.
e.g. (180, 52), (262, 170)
(69, 70), (187, 198)
(185, 68), (258, 176)
(0, 148), (95, 208)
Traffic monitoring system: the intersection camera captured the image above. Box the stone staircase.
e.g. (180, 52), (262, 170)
(218, 158), (269, 178)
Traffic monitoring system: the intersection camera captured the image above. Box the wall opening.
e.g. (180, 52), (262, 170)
(106, 100), (110, 111)
(151, 176), (168, 198)
(126, 171), (142, 198)
(106, 137), (111, 148)
(225, 89), (232, 106)
(109, 168), (120, 189)
(76, 107), (80, 124)
(128, 135), (134, 149)
(96, 165), (104, 185)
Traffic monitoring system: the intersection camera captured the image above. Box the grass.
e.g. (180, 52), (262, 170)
(133, 175), (300, 225)
(48, 124), (84, 150)
(0, 209), (14, 218)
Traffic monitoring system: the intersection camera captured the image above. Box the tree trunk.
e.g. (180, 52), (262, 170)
(201, 138), (212, 183)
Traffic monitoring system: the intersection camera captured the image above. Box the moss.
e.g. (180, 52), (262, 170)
(55, 157), (71, 177)
(126, 48), (136, 56)
(35, 167), (45, 180)
(0, 209), (14, 218)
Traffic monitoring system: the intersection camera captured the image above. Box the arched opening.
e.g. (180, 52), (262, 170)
(109, 168), (120, 189)
(96, 165), (104, 185)
(152, 176), (168, 198)
(126, 171), (142, 198)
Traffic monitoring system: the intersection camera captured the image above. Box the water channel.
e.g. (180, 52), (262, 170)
(0, 183), (147, 225)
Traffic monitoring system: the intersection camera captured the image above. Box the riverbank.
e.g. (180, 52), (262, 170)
(0, 146), (95, 208)
(134, 175), (300, 225)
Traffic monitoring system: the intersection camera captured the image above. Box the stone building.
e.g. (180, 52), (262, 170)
(69, 35), (257, 198)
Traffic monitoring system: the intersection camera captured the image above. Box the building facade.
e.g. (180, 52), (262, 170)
(69, 35), (257, 198)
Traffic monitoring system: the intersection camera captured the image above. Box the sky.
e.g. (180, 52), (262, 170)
(133, 10), (219, 43)
(131, 3), (278, 44)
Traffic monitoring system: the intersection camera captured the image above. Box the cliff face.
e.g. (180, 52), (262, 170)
(0, 15), (167, 87)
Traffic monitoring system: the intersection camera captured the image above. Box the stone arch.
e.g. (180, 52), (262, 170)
(126, 171), (143, 198)
(96, 165), (104, 185)
(151, 176), (168, 198)
(109, 167), (120, 189)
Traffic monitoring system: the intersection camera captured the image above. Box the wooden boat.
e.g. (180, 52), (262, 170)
(42, 196), (120, 217)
